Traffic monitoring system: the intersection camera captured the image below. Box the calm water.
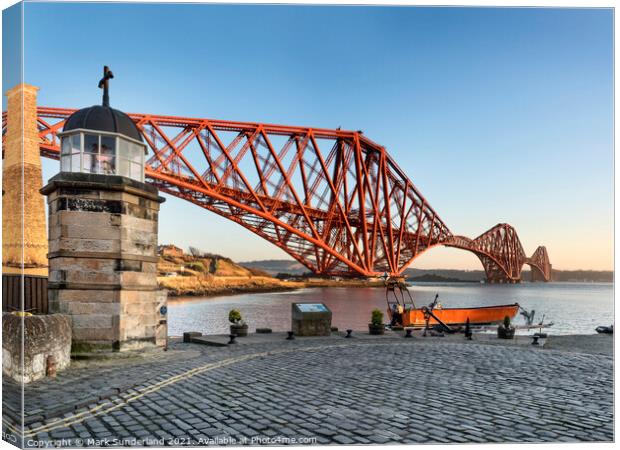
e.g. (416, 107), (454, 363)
(168, 282), (613, 336)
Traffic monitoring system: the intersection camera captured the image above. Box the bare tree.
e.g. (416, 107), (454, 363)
(189, 246), (205, 258)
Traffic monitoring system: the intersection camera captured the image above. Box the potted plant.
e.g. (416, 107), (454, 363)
(497, 315), (515, 339)
(229, 309), (248, 337)
(368, 309), (385, 335)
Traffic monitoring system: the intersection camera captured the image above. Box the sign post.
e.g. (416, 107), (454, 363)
(291, 303), (332, 336)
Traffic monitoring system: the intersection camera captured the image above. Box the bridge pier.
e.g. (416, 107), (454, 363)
(478, 254), (521, 284)
(2, 84), (48, 276)
(529, 263), (552, 282)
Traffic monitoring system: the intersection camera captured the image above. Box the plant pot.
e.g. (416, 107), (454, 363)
(230, 323), (248, 337)
(368, 323), (385, 335)
(497, 325), (515, 339)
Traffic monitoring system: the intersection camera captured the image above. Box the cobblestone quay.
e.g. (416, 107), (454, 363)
(2, 333), (613, 447)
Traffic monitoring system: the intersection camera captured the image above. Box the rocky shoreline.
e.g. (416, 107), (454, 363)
(161, 275), (385, 298)
(165, 282), (300, 298)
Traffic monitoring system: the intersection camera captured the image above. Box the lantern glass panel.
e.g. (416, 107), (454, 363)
(71, 134), (81, 154)
(130, 162), (142, 181)
(100, 136), (116, 175)
(101, 136), (115, 155)
(71, 153), (81, 172)
(83, 154), (96, 173)
(84, 134), (99, 155)
(61, 155), (70, 171)
(61, 137), (71, 155)
(129, 143), (142, 164)
(118, 138), (129, 157)
(118, 156), (130, 178)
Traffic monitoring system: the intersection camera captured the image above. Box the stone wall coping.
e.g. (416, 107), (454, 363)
(5, 83), (39, 97)
(41, 173), (165, 203)
(47, 250), (159, 263)
(48, 282), (160, 291)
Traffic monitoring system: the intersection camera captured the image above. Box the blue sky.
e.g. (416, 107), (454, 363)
(6, 3), (614, 270)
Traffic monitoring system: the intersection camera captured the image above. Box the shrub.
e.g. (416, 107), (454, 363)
(503, 315), (512, 328)
(187, 262), (206, 273)
(371, 309), (384, 326)
(229, 309), (242, 324)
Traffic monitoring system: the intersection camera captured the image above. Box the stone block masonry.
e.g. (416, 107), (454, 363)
(2, 313), (71, 384)
(41, 172), (167, 353)
(2, 84), (48, 275)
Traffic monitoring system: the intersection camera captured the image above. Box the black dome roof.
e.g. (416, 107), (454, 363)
(63, 105), (143, 142)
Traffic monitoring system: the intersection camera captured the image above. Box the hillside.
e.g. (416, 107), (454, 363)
(158, 251), (383, 296)
(409, 273), (477, 283)
(157, 251), (298, 297)
(158, 252), (270, 278)
(240, 260), (613, 283)
(405, 268), (613, 283)
(239, 259), (309, 276)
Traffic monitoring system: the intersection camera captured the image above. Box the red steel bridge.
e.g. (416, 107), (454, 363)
(2, 107), (551, 283)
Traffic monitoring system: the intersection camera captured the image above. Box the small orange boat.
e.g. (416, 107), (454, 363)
(384, 278), (519, 329)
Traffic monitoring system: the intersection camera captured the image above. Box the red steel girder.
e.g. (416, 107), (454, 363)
(527, 246), (552, 281)
(2, 108), (551, 281)
(19, 107), (452, 277)
(444, 224), (551, 283)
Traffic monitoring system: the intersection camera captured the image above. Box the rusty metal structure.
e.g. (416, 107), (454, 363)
(2, 107), (551, 283)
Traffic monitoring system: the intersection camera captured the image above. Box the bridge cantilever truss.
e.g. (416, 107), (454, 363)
(2, 107), (551, 282)
(445, 224), (552, 283)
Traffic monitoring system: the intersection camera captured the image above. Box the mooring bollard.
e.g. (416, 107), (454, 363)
(531, 335), (540, 345)
(345, 329), (353, 338)
(465, 318), (473, 340)
(286, 331), (295, 340)
(46, 355), (57, 378)
(404, 329), (413, 338)
(228, 334), (237, 345)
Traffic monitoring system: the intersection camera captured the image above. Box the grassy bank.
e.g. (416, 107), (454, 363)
(158, 250), (385, 298)
(159, 275), (303, 297)
(159, 275), (385, 298)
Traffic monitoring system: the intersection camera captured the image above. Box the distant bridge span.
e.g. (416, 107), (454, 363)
(2, 107), (551, 282)
(443, 225), (551, 283)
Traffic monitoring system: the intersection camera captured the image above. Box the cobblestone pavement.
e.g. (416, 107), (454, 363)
(2, 335), (613, 446)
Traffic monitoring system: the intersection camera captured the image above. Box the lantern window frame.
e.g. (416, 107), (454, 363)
(57, 128), (147, 183)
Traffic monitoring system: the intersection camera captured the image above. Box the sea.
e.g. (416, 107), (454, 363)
(167, 282), (613, 337)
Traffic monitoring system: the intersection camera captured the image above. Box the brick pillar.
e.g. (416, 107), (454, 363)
(41, 173), (167, 353)
(2, 84), (48, 275)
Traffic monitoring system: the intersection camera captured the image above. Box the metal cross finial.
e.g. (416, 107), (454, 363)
(98, 66), (114, 107)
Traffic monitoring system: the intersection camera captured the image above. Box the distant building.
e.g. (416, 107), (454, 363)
(158, 244), (184, 257)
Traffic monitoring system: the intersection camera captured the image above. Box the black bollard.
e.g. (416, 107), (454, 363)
(465, 318), (473, 340)
(345, 329), (353, 338)
(531, 335), (540, 346)
(228, 334), (237, 345)
(286, 331), (295, 340)
(404, 329), (413, 338)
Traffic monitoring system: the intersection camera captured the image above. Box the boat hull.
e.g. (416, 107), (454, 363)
(391, 303), (520, 328)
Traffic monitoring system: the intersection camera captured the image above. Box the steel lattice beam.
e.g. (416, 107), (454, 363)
(2, 108), (551, 281)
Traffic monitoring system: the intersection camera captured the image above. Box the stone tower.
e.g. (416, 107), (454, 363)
(2, 84), (48, 275)
(41, 68), (168, 353)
